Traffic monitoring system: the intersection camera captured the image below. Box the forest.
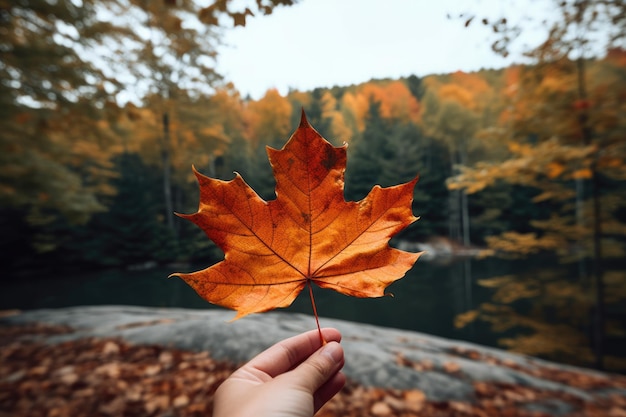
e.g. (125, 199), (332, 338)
(1, 1), (625, 372)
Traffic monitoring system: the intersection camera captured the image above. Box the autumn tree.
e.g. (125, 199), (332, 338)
(454, 0), (626, 369)
(1, 0), (296, 272)
(345, 100), (392, 201)
(319, 90), (352, 145)
(243, 89), (293, 200)
(420, 77), (487, 246)
(206, 86), (249, 179)
(0, 1), (121, 229)
(296, 88), (333, 141)
(54, 153), (178, 267)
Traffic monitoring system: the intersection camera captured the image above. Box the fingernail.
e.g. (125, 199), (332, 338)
(321, 341), (343, 362)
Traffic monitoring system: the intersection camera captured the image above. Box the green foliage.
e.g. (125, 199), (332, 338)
(345, 100), (392, 200)
(405, 75), (424, 100)
(3, 2), (625, 375)
(451, 0), (626, 370)
(42, 154), (178, 267)
(300, 88), (333, 139)
(408, 139), (451, 239)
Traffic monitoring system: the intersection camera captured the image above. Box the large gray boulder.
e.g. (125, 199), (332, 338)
(1, 305), (623, 407)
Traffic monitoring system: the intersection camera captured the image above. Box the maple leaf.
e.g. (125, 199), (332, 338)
(171, 111), (422, 337)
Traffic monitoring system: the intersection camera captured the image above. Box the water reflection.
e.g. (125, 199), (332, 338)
(1, 257), (514, 348)
(5, 255), (625, 371)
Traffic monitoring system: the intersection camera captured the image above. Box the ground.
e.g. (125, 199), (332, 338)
(1, 320), (626, 417)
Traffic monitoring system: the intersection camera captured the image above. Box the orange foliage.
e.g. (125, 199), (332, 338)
(450, 70), (492, 97)
(244, 89), (292, 145)
(384, 81), (421, 123)
(358, 81), (420, 122)
(172, 112), (421, 331)
(438, 84), (477, 110)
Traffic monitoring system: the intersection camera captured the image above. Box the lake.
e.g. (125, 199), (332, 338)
(0, 256), (545, 346)
(4, 255), (625, 371)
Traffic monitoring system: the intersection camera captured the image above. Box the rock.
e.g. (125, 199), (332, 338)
(2, 305), (625, 405)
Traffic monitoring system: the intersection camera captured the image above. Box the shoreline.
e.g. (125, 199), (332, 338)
(2, 306), (626, 416)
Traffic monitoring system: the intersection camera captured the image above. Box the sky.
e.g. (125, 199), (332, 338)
(215, 0), (550, 99)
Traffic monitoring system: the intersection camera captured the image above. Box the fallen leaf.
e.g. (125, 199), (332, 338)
(371, 401), (393, 415)
(403, 389), (426, 412)
(443, 361), (461, 373)
(172, 111), (421, 332)
(173, 394), (190, 408)
(3, 326), (626, 417)
(102, 341), (120, 356)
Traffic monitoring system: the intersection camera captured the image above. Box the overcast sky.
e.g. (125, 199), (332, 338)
(215, 0), (552, 99)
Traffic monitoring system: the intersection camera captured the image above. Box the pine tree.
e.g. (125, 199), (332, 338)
(345, 100), (392, 201)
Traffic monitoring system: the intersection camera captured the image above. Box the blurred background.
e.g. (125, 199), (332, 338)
(1, 0), (625, 373)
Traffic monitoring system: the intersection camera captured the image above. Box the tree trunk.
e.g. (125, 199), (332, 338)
(576, 177), (588, 278)
(577, 57), (605, 370)
(448, 148), (461, 242)
(459, 143), (471, 247)
(461, 190), (470, 247)
(161, 112), (176, 237)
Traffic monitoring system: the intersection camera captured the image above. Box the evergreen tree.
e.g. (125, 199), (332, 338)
(345, 100), (392, 201)
(305, 88), (333, 140)
(406, 75), (425, 100)
(411, 138), (451, 239)
(58, 154), (178, 267)
(379, 122), (449, 239)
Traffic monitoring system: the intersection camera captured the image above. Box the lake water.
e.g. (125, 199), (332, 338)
(1, 256), (534, 349)
(0, 255), (532, 345)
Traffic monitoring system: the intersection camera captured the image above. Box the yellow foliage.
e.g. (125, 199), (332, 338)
(477, 275), (516, 288)
(493, 281), (540, 304)
(320, 91), (352, 143)
(499, 328), (592, 360)
(289, 90), (311, 108)
(485, 232), (562, 256)
(451, 71), (492, 94)
(454, 310), (479, 329)
(244, 89), (292, 145)
(438, 84), (476, 110)
(571, 168), (592, 179)
(341, 92), (369, 132)
(546, 161), (566, 178)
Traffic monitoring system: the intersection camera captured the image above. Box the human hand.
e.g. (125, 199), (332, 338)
(213, 328), (345, 417)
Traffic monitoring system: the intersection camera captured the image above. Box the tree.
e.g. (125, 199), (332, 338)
(0, 1), (121, 229)
(299, 88), (333, 141)
(319, 90), (352, 145)
(1, 0), (298, 272)
(456, 0), (626, 369)
(63, 153), (178, 267)
(420, 80), (484, 246)
(380, 122), (449, 240)
(345, 100), (392, 201)
(244, 89), (293, 200)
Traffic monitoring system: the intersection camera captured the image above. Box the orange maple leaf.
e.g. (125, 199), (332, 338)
(171, 111), (422, 336)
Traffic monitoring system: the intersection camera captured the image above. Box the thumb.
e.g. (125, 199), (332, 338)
(286, 341), (344, 393)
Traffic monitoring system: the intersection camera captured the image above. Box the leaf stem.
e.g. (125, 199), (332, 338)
(307, 279), (325, 345)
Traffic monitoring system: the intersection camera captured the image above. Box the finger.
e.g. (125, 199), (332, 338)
(314, 371), (346, 413)
(245, 328), (342, 378)
(285, 341), (345, 394)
